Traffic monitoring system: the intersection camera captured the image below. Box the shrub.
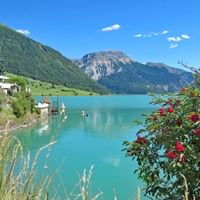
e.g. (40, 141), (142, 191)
(11, 92), (35, 118)
(12, 100), (25, 118)
(123, 85), (200, 200)
(0, 89), (6, 106)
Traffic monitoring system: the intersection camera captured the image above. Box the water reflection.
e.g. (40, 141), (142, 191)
(14, 119), (54, 152)
(76, 108), (152, 137)
(38, 119), (49, 135)
(15, 107), (153, 153)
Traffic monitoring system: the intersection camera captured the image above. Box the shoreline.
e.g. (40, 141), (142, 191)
(0, 114), (40, 134)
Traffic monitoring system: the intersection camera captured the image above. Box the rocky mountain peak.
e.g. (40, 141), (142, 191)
(74, 51), (132, 80)
(82, 51), (132, 62)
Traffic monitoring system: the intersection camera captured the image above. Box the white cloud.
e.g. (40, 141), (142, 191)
(134, 33), (142, 37)
(161, 30), (168, 35)
(101, 24), (121, 32)
(167, 34), (190, 46)
(169, 43), (178, 48)
(181, 34), (190, 39)
(16, 29), (30, 35)
(167, 36), (182, 42)
(134, 30), (169, 38)
(167, 34), (190, 49)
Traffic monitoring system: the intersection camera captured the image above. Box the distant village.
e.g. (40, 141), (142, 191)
(0, 75), (20, 95)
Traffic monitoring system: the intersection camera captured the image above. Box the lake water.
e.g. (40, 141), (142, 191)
(14, 95), (155, 200)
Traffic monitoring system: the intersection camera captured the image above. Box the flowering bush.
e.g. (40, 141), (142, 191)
(123, 86), (200, 200)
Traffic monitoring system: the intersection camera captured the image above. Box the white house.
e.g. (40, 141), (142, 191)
(0, 75), (9, 82)
(0, 75), (20, 95)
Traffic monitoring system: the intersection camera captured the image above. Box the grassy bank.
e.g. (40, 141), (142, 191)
(7, 73), (99, 96)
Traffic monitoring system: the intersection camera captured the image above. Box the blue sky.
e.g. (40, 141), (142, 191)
(1, 0), (200, 69)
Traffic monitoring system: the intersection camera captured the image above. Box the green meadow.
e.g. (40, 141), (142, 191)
(6, 73), (99, 96)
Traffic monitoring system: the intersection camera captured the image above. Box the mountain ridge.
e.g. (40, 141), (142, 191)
(75, 51), (193, 94)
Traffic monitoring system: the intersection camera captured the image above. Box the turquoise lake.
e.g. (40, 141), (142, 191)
(14, 95), (156, 200)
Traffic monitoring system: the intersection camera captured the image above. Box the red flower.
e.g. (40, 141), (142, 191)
(159, 107), (165, 112)
(175, 141), (185, 152)
(136, 135), (147, 144)
(188, 112), (200, 122)
(166, 150), (177, 159)
(193, 128), (200, 136)
(159, 108), (165, 116)
(167, 106), (174, 113)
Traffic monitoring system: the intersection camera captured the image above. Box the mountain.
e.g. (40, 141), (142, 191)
(0, 24), (109, 94)
(74, 51), (193, 94)
(74, 51), (131, 80)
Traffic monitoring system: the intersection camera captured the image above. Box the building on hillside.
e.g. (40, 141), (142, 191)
(0, 75), (9, 82)
(0, 75), (20, 95)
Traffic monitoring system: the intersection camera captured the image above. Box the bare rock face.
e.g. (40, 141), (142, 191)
(74, 51), (132, 80)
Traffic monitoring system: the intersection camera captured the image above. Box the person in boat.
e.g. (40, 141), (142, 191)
(81, 110), (88, 117)
(81, 110), (85, 116)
